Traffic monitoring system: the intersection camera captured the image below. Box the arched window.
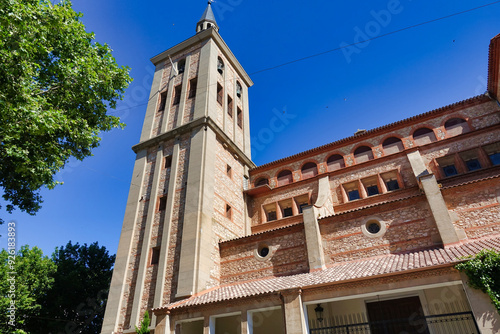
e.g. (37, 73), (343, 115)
(382, 137), (404, 155)
(217, 57), (224, 75)
(354, 146), (374, 163)
(445, 118), (469, 136)
(236, 81), (242, 98)
(277, 170), (293, 187)
(255, 178), (269, 187)
(327, 154), (345, 172)
(413, 127), (436, 146)
(301, 162), (318, 179)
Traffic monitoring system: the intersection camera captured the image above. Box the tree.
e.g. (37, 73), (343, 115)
(0, 0), (132, 223)
(135, 311), (151, 334)
(0, 245), (56, 333)
(26, 241), (116, 334)
(456, 249), (500, 314)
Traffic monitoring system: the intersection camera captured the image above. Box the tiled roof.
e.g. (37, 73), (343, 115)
(156, 235), (500, 312)
(250, 94), (490, 172)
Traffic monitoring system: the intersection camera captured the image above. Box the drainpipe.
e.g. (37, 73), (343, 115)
(279, 292), (287, 334)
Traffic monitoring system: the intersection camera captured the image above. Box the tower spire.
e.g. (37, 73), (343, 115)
(197, 1), (218, 33)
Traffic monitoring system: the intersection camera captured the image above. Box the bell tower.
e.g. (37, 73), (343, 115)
(101, 4), (254, 333)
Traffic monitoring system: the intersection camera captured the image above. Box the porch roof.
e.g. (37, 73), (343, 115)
(155, 234), (500, 312)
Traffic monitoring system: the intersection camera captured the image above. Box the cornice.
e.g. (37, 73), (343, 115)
(132, 117), (256, 169)
(150, 28), (253, 87)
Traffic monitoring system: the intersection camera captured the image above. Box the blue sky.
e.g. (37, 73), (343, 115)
(1, 0), (500, 256)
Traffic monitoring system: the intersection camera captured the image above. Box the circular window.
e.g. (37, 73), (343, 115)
(259, 246), (269, 257)
(367, 221), (381, 234)
(254, 243), (272, 261)
(361, 217), (387, 238)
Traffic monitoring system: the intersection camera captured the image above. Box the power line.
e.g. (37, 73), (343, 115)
(108, 1), (500, 114)
(249, 1), (500, 75)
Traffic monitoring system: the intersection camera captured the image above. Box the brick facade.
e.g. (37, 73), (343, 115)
(101, 7), (500, 333)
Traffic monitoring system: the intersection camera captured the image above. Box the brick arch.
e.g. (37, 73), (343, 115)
(380, 135), (405, 155)
(352, 143), (375, 164)
(410, 124), (438, 146)
(325, 152), (346, 172)
(276, 168), (293, 187)
(441, 115), (472, 137)
(300, 160), (319, 180)
(253, 174), (270, 187)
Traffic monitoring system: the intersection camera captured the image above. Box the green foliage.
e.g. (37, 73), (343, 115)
(455, 249), (500, 313)
(0, 0), (132, 222)
(135, 311), (151, 334)
(0, 245), (56, 333)
(26, 241), (116, 334)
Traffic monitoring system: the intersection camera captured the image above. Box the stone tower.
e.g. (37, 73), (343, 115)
(101, 4), (254, 332)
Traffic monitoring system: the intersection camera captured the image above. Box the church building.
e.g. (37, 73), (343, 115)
(101, 3), (500, 333)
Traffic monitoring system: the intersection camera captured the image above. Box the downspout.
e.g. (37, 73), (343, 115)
(279, 292), (287, 334)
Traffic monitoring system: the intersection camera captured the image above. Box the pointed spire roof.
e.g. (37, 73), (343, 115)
(197, 2), (218, 33)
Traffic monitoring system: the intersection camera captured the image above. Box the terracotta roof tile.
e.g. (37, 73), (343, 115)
(156, 235), (500, 312)
(250, 95), (490, 172)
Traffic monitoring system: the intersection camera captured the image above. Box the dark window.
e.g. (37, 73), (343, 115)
(237, 107), (243, 128)
(227, 96), (233, 118)
(158, 196), (167, 211)
(217, 57), (224, 75)
(327, 154), (345, 172)
(226, 164), (232, 178)
(348, 190), (360, 201)
(354, 146), (374, 163)
(225, 204), (232, 219)
(178, 59), (186, 74)
(490, 152), (500, 165)
(367, 222), (381, 234)
(484, 143), (500, 165)
(283, 207), (293, 217)
(158, 92), (167, 111)
(258, 246), (269, 257)
(255, 178), (269, 186)
(217, 83), (223, 105)
(188, 78), (197, 98)
(385, 179), (400, 191)
(236, 81), (242, 98)
(164, 155), (172, 169)
(442, 164), (458, 177)
(367, 185), (379, 196)
(298, 203), (308, 214)
(465, 159), (481, 171)
(267, 210), (277, 222)
(151, 247), (160, 265)
(173, 85), (182, 105)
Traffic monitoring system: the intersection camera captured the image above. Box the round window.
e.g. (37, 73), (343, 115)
(361, 217), (387, 238)
(259, 246), (269, 258)
(255, 243), (272, 261)
(367, 221), (381, 234)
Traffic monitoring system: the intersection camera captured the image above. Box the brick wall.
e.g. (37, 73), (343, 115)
(444, 177), (500, 239)
(219, 224), (309, 284)
(320, 197), (439, 264)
